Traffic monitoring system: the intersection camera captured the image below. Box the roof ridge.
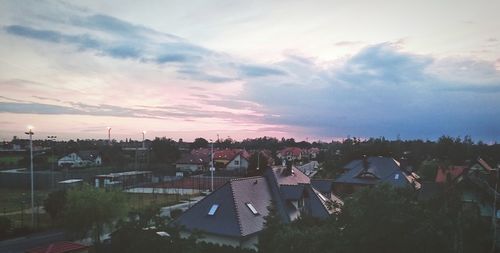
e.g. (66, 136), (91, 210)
(230, 176), (264, 181)
(229, 180), (244, 236)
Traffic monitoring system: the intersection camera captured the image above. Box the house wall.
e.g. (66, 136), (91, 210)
(176, 164), (202, 172)
(225, 155), (248, 172)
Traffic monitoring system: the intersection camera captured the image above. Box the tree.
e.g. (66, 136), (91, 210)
(0, 216), (12, 238)
(258, 201), (281, 253)
(192, 138), (209, 149)
(63, 185), (128, 243)
(247, 152), (268, 176)
(151, 137), (180, 164)
(43, 190), (67, 222)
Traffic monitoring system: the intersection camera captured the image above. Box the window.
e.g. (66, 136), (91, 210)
(394, 174), (399, 180)
(208, 204), (219, 215)
(246, 203), (259, 215)
(318, 193), (328, 202)
(234, 160), (240, 165)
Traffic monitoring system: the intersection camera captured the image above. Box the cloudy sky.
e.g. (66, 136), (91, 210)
(0, 0), (499, 142)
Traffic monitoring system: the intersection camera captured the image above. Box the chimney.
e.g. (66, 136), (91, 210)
(282, 160), (293, 176)
(362, 155), (369, 170)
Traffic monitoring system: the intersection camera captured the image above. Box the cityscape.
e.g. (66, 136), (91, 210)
(1, 1), (500, 253)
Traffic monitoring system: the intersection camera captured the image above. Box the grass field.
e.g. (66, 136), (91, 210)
(0, 188), (50, 214)
(0, 156), (23, 165)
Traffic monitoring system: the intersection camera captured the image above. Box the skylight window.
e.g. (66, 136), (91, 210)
(246, 203), (259, 215)
(318, 193), (328, 202)
(208, 204), (219, 216)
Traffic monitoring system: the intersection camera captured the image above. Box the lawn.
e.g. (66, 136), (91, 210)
(0, 156), (23, 166)
(0, 188), (50, 214)
(125, 192), (189, 211)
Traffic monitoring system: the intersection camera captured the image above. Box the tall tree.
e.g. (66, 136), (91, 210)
(191, 138), (209, 149)
(151, 137), (180, 164)
(63, 185), (128, 243)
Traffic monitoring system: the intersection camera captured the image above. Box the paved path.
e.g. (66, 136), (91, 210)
(0, 230), (66, 253)
(160, 196), (205, 217)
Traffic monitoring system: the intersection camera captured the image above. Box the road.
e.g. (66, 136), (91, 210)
(0, 230), (67, 253)
(160, 196), (205, 217)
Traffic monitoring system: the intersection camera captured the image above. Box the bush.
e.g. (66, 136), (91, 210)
(0, 216), (12, 237)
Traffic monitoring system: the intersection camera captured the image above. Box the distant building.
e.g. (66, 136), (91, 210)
(334, 156), (421, 195)
(224, 151), (250, 173)
(94, 171), (152, 189)
(176, 153), (207, 173)
(419, 158), (500, 220)
(57, 151), (102, 168)
(435, 165), (467, 184)
(277, 147), (303, 161)
(171, 164), (342, 250)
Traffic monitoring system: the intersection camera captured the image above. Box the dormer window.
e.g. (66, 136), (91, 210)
(246, 203), (259, 215)
(208, 204), (219, 216)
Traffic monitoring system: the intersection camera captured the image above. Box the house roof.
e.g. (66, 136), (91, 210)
(25, 241), (88, 253)
(335, 156), (417, 188)
(311, 179), (334, 194)
(279, 147), (303, 157)
(435, 166), (467, 184)
(176, 153), (206, 165)
(297, 161), (319, 174)
(171, 176), (271, 237)
(172, 166), (342, 238)
(477, 157), (494, 172)
(76, 150), (99, 161)
(271, 165), (310, 185)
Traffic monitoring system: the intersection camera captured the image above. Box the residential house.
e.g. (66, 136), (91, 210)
(176, 153), (207, 173)
(94, 171), (152, 189)
(334, 156), (421, 195)
(418, 157), (500, 222)
(57, 151), (102, 168)
(277, 147), (303, 161)
(435, 165), (467, 184)
(307, 147), (320, 160)
(297, 161), (319, 177)
(224, 151), (250, 173)
(171, 164), (342, 250)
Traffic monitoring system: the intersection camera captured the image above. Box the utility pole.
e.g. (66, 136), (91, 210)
(47, 136), (57, 189)
(492, 166), (499, 253)
(210, 140), (215, 191)
(107, 127), (111, 145)
(25, 126), (34, 228)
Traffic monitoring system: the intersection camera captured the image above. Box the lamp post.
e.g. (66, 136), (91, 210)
(24, 126), (34, 228)
(47, 135), (57, 189)
(257, 150), (260, 171)
(209, 139), (215, 191)
(107, 127), (111, 145)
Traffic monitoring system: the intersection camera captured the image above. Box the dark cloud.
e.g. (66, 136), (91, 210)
(243, 43), (500, 140)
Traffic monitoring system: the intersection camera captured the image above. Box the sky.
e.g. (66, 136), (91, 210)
(0, 0), (499, 142)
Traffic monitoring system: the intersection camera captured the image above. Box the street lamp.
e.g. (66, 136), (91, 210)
(209, 139), (215, 191)
(257, 150), (260, 171)
(24, 126), (34, 228)
(107, 127), (111, 145)
(47, 136), (57, 189)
